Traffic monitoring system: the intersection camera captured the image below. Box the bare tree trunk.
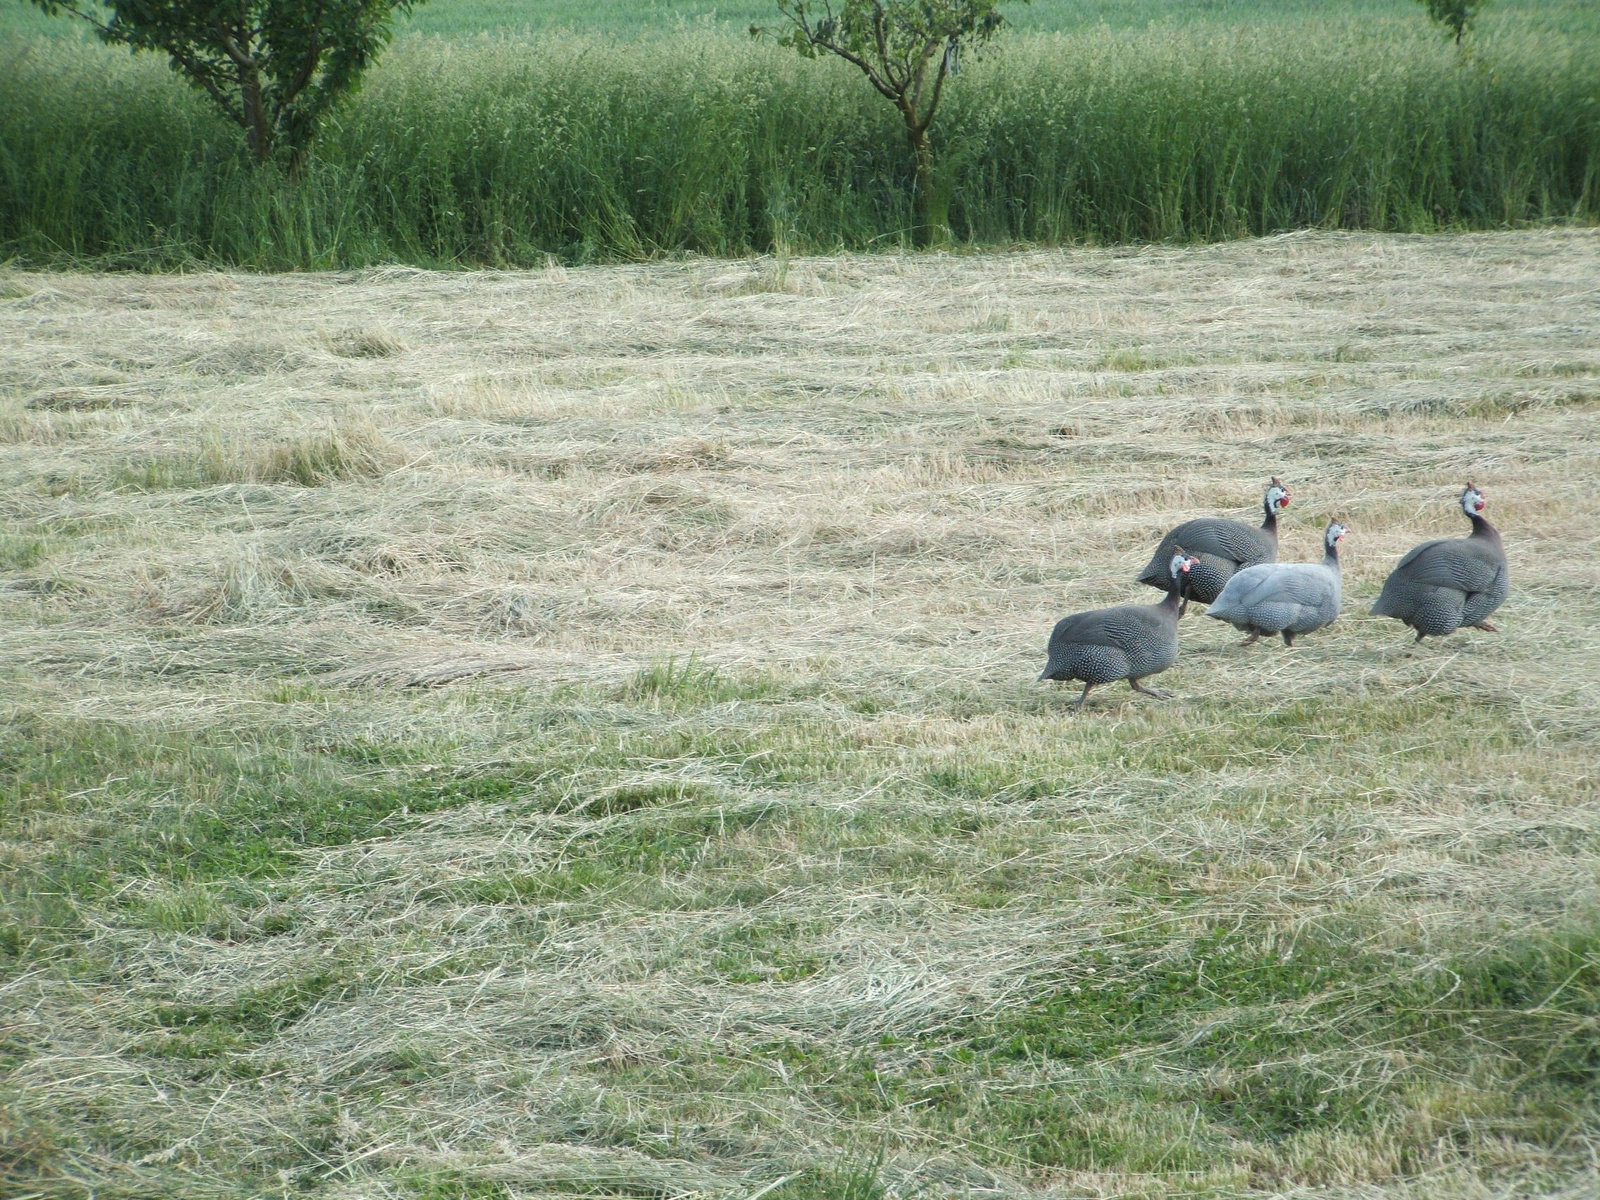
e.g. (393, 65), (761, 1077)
(907, 121), (936, 248)
(242, 65), (272, 164)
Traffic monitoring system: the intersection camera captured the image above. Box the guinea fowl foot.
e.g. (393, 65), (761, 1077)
(1129, 679), (1171, 700)
(1073, 684), (1094, 712)
(1239, 633), (1261, 648)
(1474, 621), (1499, 633)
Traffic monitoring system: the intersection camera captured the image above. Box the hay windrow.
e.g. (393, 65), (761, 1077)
(1, 231), (1598, 1199)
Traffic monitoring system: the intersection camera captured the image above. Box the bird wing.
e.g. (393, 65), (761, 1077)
(1050, 602), (1166, 652)
(1208, 563), (1270, 615)
(1215, 563), (1335, 612)
(1048, 610), (1120, 650)
(1391, 538), (1501, 594)
(1164, 517), (1273, 566)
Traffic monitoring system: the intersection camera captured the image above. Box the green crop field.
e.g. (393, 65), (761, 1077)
(393, 0), (1600, 38)
(3, 0), (1598, 39)
(2, 0), (1598, 268)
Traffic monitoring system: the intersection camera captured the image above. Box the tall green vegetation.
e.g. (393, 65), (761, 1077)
(22, 0), (424, 164)
(771, 0), (1016, 245)
(1, 24), (1596, 267)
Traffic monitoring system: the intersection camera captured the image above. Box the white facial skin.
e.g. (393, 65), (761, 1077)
(1325, 522), (1348, 550)
(1461, 487), (1486, 517)
(1266, 484), (1290, 513)
(1169, 553), (1196, 582)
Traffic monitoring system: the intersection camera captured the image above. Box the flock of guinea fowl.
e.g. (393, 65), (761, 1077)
(1039, 481), (1510, 710)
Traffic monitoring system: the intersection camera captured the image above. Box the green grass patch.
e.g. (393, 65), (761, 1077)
(951, 922), (1600, 1164)
(138, 971), (357, 1061)
(618, 656), (778, 705)
(0, 711), (558, 963)
(0, 534), (50, 570)
(1, 658), (1595, 1194)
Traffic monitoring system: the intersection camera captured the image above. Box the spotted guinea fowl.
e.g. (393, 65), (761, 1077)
(1041, 548), (1198, 711)
(1207, 520), (1346, 646)
(1136, 478), (1290, 605)
(1370, 483), (1508, 642)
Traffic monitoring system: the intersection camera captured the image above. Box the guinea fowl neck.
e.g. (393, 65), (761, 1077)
(1324, 540), (1340, 568)
(1261, 503), (1279, 544)
(1161, 581), (1186, 618)
(1467, 511), (1502, 548)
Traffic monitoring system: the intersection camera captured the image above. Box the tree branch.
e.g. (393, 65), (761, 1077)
(812, 35), (903, 101)
(921, 44), (955, 130)
(43, 0), (114, 39)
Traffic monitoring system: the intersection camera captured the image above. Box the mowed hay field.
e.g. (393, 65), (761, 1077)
(3, 231), (1600, 1199)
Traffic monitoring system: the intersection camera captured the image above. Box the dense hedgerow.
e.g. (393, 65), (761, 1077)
(0, 22), (1596, 266)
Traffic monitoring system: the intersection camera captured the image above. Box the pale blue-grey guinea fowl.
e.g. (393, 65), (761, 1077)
(1137, 479), (1290, 605)
(1041, 549), (1198, 711)
(1207, 520), (1346, 646)
(1370, 484), (1508, 642)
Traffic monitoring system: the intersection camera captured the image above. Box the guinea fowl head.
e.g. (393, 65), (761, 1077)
(1264, 477), (1291, 516)
(1324, 520), (1348, 553)
(1168, 546), (1199, 612)
(1460, 483), (1487, 518)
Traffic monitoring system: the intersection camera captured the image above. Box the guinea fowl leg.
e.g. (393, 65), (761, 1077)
(1474, 621), (1499, 632)
(1414, 630), (1426, 644)
(1129, 678), (1171, 700)
(1282, 631), (1296, 647)
(1073, 683), (1093, 712)
(1239, 632), (1261, 647)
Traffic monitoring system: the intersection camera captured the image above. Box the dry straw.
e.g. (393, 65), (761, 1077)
(1, 230), (1598, 1198)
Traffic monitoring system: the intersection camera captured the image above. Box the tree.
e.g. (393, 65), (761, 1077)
(769, 0), (1017, 246)
(25, 0), (424, 166)
(1416, 0), (1487, 46)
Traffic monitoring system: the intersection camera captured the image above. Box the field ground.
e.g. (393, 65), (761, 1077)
(2, 231), (1599, 1198)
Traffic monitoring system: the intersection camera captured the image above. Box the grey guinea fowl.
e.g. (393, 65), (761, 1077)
(1207, 520), (1347, 646)
(1370, 483), (1508, 642)
(1137, 478), (1291, 605)
(1041, 548), (1198, 711)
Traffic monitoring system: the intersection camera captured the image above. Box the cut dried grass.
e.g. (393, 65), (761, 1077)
(325, 327), (407, 359)
(1, 231), (1598, 1200)
(205, 418), (408, 486)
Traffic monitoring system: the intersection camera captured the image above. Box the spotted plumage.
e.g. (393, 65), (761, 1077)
(1137, 478), (1290, 605)
(1370, 484), (1508, 641)
(1208, 521), (1346, 646)
(1042, 549), (1197, 711)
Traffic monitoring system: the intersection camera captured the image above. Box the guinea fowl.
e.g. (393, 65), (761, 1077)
(1370, 483), (1508, 642)
(1041, 548), (1198, 711)
(1208, 521), (1347, 646)
(1137, 478), (1290, 605)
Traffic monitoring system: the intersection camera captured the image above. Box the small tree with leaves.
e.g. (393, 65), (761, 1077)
(1417, 0), (1487, 46)
(770, 0), (1016, 246)
(26, 0), (423, 166)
